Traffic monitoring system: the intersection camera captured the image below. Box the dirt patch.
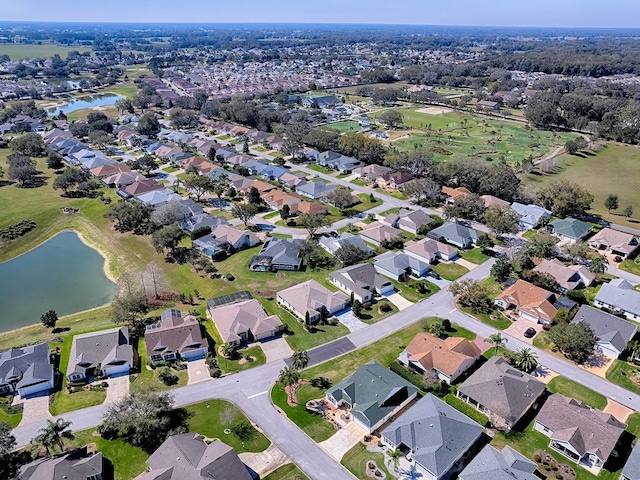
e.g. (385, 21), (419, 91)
(238, 356), (255, 365)
(416, 106), (454, 115)
(284, 379), (306, 407)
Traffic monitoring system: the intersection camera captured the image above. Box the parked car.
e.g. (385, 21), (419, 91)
(427, 270), (441, 280)
(614, 255), (623, 263)
(524, 327), (536, 338)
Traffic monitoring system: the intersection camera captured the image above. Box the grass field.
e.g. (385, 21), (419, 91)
(342, 442), (392, 480)
(0, 43), (92, 60)
(431, 261), (469, 280)
(606, 360), (640, 396)
(459, 248), (490, 265)
(325, 121), (361, 133)
(264, 464), (309, 480)
(547, 376), (607, 409)
(521, 143), (640, 228)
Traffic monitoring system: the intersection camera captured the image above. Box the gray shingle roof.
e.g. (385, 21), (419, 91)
(428, 222), (479, 246)
(68, 327), (133, 377)
(595, 282), (640, 316)
(459, 445), (537, 480)
(18, 447), (103, 480)
(0, 343), (53, 391)
(622, 442), (640, 480)
(145, 310), (207, 358)
(382, 394), (483, 477)
(572, 305), (637, 354)
(319, 232), (374, 257)
(250, 238), (303, 270)
(374, 251), (429, 277)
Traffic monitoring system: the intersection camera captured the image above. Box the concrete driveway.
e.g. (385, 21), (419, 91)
(603, 398), (635, 422)
(335, 309), (368, 332)
(503, 318), (540, 345)
(105, 375), (130, 403)
(239, 444), (290, 478)
(383, 292), (413, 311)
(17, 393), (51, 427)
(318, 422), (364, 461)
(187, 359), (211, 385)
(259, 337), (293, 363)
(455, 258), (478, 271)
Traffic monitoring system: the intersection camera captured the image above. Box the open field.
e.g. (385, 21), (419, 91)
(327, 81), (412, 95)
(0, 43), (92, 60)
(520, 143), (640, 228)
(324, 121), (361, 133)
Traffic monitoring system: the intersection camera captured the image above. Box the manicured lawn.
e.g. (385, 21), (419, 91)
(129, 339), (188, 394)
(431, 261), (469, 281)
(253, 146), (269, 152)
(356, 298), (398, 324)
(270, 232), (293, 239)
(393, 279), (440, 303)
(0, 397), (23, 428)
(547, 376), (607, 409)
(352, 193), (379, 213)
(324, 121), (361, 133)
(221, 345), (267, 373)
(606, 360), (640, 396)
(259, 298), (349, 351)
(337, 172), (351, 179)
(263, 463), (309, 480)
(380, 207), (401, 216)
(341, 442), (392, 480)
(620, 258), (640, 276)
(460, 248), (490, 265)
(307, 164), (335, 175)
(459, 305), (512, 330)
(350, 178), (369, 187)
(2, 43), (92, 60)
(216, 134), (231, 140)
(443, 393), (489, 426)
(626, 413), (640, 437)
(162, 165), (179, 173)
(262, 210), (281, 220)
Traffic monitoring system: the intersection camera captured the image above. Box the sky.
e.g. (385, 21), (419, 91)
(2, 0), (639, 28)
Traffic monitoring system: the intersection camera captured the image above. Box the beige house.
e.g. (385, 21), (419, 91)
(588, 227), (639, 259)
(495, 279), (557, 324)
(208, 299), (283, 345)
(404, 237), (459, 263)
(277, 280), (349, 323)
(533, 259), (594, 293)
(359, 221), (404, 247)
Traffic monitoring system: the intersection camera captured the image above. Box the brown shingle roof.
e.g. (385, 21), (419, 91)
(405, 333), (480, 376)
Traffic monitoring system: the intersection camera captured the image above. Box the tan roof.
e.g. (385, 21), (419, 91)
(210, 224), (259, 248)
(404, 237), (458, 260)
(533, 259), (593, 290)
(360, 221), (403, 243)
(481, 195), (510, 208)
(589, 228), (639, 255)
(240, 180), (277, 194)
(90, 163), (131, 178)
(277, 280), (348, 318)
(210, 299), (282, 343)
(442, 186), (471, 200)
(405, 333), (481, 376)
(496, 280), (557, 322)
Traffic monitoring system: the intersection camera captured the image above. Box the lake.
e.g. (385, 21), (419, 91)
(0, 231), (116, 332)
(48, 93), (124, 115)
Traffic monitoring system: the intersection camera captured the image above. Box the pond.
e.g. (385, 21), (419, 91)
(48, 93), (124, 115)
(0, 231), (116, 332)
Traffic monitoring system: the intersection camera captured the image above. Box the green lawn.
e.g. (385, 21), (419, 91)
(341, 443), (392, 480)
(129, 339), (188, 394)
(0, 397), (23, 428)
(431, 261), (469, 280)
(262, 210), (281, 220)
(221, 345), (267, 373)
(443, 393), (489, 426)
(380, 207), (401, 216)
(459, 305), (512, 330)
(307, 164), (335, 175)
(606, 360), (640, 396)
(620, 258), (640, 276)
(324, 121), (361, 133)
(460, 248), (490, 265)
(162, 165), (179, 173)
(253, 146), (269, 152)
(263, 464), (310, 480)
(350, 178), (369, 187)
(627, 413), (640, 437)
(547, 376), (607, 409)
(1, 43), (93, 60)
(393, 279), (440, 303)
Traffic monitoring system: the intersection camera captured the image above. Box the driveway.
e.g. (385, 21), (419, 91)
(17, 393), (51, 427)
(603, 398), (635, 422)
(187, 359), (211, 385)
(104, 374), (130, 403)
(455, 258), (478, 271)
(318, 422), (364, 461)
(503, 318), (541, 345)
(259, 337), (294, 363)
(239, 444), (290, 478)
(335, 309), (368, 332)
(383, 292), (413, 311)
(578, 352), (614, 379)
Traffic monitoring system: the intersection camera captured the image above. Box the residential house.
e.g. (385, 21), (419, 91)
(571, 305), (637, 359)
(381, 394), (484, 480)
(533, 259), (594, 293)
(319, 232), (374, 257)
(296, 181), (336, 200)
(193, 225), (260, 258)
(456, 357), (546, 431)
(481, 195), (510, 208)
(621, 443), (640, 480)
(102, 171), (145, 188)
(329, 263), (394, 302)
(302, 147), (320, 161)
(382, 208), (433, 235)
(249, 238), (304, 272)
(90, 163), (131, 179)
(208, 299), (283, 345)
(135, 189), (183, 208)
(534, 394), (626, 470)
(398, 333), (481, 384)
(18, 446), (104, 480)
(136, 434), (253, 480)
(0, 343), (54, 397)
(458, 445), (538, 480)
(279, 171), (307, 189)
(326, 360), (419, 433)
(318, 151), (360, 171)
(594, 279), (640, 321)
(511, 203), (552, 230)
(428, 222), (479, 249)
(588, 228), (640, 259)
(144, 309), (208, 365)
(374, 251), (430, 281)
(405, 237), (459, 263)
(548, 217), (593, 243)
(477, 100), (500, 112)
(359, 221), (404, 247)
(180, 213), (229, 233)
(442, 186), (471, 204)
(494, 279), (557, 324)
(119, 179), (164, 199)
(353, 164), (392, 182)
(277, 279), (349, 323)
(377, 171), (414, 189)
(67, 327), (135, 382)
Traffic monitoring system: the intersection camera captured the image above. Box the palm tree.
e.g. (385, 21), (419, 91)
(278, 366), (301, 403)
(486, 333), (508, 356)
(627, 340), (640, 363)
(513, 348), (538, 373)
(32, 418), (74, 455)
(589, 255), (609, 277)
(220, 342), (237, 359)
(388, 448), (404, 472)
(291, 350), (309, 372)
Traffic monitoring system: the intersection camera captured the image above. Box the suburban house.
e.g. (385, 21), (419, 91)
(477, 100), (500, 112)
(144, 309), (208, 365)
(359, 222), (404, 247)
(325, 361), (419, 433)
(381, 394), (483, 480)
(249, 238), (304, 272)
(571, 305), (637, 359)
(135, 189), (183, 208)
(621, 443), (640, 480)
(382, 208), (433, 235)
(458, 445), (537, 480)
(442, 186), (471, 203)
(353, 164), (392, 182)
(594, 279), (640, 321)
(180, 213), (229, 233)
(0, 343), (54, 397)
(377, 171), (415, 189)
(318, 151), (360, 171)
(330, 263), (395, 303)
(277, 279), (349, 323)
(208, 299), (283, 345)
(494, 279), (558, 324)
(548, 217), (593, 243)
(481, 195), (510, 209)
(374, 251), (430, 281)
(511, 203), (552, 230)
(398, 333), (481, 384)
(405, 237), (459, 263)
(533, 259), (594, 292)
(67, 327), (135, 382)
(90, 163), (131, 179)
(588, 228), (640, 259)
(456, 357), (546, 431)
(102, 171), (145, 188)
(296, 181), (336, 200)
(534, 394), (626, 470)
(119, 179), (164, 199)
(193, 225), (260, 257)
(136, 434), (253, 480)
(319, 232), (374, 257)
(428, 222), (479, 249)
(18, 446), (104, 480)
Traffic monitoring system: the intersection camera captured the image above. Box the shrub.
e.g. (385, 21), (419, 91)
(224, 273), (235, 281)
(191, 225), (212, 240)
(389, 361), (425, 390)
(379, 302), (393, 313)
(0, 219), (36, 240)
